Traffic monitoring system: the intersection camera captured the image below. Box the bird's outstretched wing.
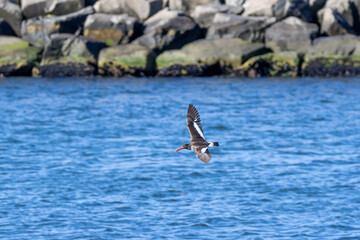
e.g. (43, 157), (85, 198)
(194, 147), (211, 164)
(187, 104), (205, 140)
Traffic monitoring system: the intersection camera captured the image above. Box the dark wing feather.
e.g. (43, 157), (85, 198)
(187, 104), (205, 140)
(194, 147), (211, 164)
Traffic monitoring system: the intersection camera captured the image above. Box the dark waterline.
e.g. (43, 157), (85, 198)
(1, 77), (360, 239)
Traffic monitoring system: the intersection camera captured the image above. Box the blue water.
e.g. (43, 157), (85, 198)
(1, 77), (360, 239)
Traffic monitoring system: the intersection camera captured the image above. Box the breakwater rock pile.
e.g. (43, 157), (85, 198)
(1, 0), (360, 77)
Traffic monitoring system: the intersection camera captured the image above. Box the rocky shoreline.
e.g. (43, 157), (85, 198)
(1, 0), (360, 78)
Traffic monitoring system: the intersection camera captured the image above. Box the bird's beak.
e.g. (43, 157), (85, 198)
(174, 147), (184, 152)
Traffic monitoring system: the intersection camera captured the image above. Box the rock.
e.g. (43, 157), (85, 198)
(21, 0), (47, 19)
(133, 8), (201, 52)
(317, 7), (354, 36)
(93, 0), (130, 14)
(0, 0), (22, 36)
(45, 0), (85, 16)
(225, 0), (245, 6)
(169, 0), (223, 14)
(156, 38), (270, 74)
(41, 34), (106, 65)
(242, 0), (277, 17)
(265, 16), (318, 53)
(237, 51), (300, 77)
(125, 0), (163, 21)
(84, 13), (142, 46)
(98, 44), (156, 76)
(157, 64), (204, 77)
(207, 13), (276, 43)
(0, 18), (17, 36)
(302, 56), (360, 77)
(243, 0), (312, 22)
(272, 0), (312, 22)
(317, 0), (360, 36)
(33, 33), (105, 77)
(192, 4), (244, 28)
(307, 34), (360, 56)
(21, 6), (95, 47)
(33, 63), (96, 77)
(0, 36), (41, 76)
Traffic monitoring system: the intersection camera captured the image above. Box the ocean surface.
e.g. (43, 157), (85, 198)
(0, 77), (360, 239)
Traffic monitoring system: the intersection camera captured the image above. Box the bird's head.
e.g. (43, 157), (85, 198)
(174, 144), (190, 152)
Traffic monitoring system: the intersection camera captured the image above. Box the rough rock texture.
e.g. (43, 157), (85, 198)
(169, 0), (223, 14)
(98, 44), (156, 76)
(41, 34), (106, 65)
(126, 0), (163, 21)
(133, 8), (201, 52)
(192, 4), (244, 28)
(302, 56), (360, 77)
(157, 64), (204, 76)
(156, 38), (270, 71)
(33, 63), (96, 77)
(272, 0), (312, 22)
(21, 0), (47, 19)
(45, 0), (85, 16)
(0, 36), (41, 76)
(93, 0), (128, 14)
(84, 13), (142, 46)
(242, 0), (277, 17)
(236, 51), (300, 77)
(317, 1), (357, 36)
(307, 34), (360, 56)
(0, 0), (22, 36)
(207, 13), (276, 42)
(243, 0), (312, 22)
(21, 6), (95, 47)
(265, 16), (318, 53)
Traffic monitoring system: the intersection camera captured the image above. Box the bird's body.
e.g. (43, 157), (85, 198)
(175, 104), (219, 163)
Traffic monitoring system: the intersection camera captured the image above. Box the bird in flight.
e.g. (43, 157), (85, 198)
(175, 104), (219, 163)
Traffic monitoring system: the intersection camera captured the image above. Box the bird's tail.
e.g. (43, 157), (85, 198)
(210, 142), (219, 147)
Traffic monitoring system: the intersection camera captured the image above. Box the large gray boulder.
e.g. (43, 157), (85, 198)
(21, 0), (47, 19)
(45, 0), (85, 16)
(133, 8), (201, 52)
(272, 0), (312, 22)
(0, 0), (22, 36)
(317, 0), (360, 35)
(0, 36), (41, 76)
(317, 7), (354, 35)
(21, 6), (95, 47)
(98, 44), (156, 76)
(207, 13), (276, 43)
(265, 16), (318, 53)
(156, 38), (270, 71)
(33, 34), (106, 77)
(169, 0), (223, 14)
(40, 34), (106, 65)
(84, 13), (142, 46)
(243, 0), (312, 22)
(192, 4), (244, 28)
(307, 34), (360, 56)
(126, 0), (163, 21)
(93, 0), (128, 14)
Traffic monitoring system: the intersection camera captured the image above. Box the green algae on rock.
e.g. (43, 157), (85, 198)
(98, 44), (156, 77)
(0, 36), (41, 76)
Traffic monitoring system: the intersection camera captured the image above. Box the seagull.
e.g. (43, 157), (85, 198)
(175, 104), (219, 163)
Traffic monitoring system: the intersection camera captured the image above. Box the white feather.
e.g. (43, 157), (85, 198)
(193, 122), (205, 139)
(201, 147), (208, 153)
